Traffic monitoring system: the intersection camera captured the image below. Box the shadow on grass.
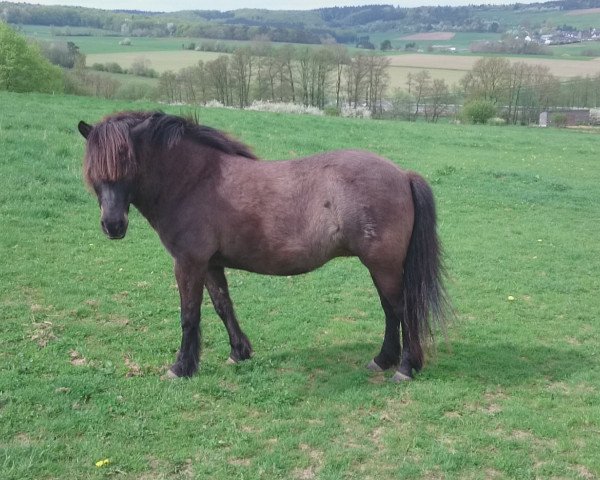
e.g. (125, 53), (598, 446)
(246, 338), (590, 393)
(427, 339), (591, 386)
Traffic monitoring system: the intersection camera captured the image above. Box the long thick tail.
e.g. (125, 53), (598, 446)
(402, 173), (449, 370)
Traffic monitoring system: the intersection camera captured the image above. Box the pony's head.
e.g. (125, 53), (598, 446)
(79, 110), (257, 239)
(78, 113), (148, 239)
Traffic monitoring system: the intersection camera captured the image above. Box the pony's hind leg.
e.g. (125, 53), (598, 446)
(205, 267), (253, 363)
(368, 266), (421, 382)
(367, 269), (403, 373)
(393, 320), (421, 382)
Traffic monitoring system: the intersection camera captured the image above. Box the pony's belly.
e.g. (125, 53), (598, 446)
(209, 245), (346, 276)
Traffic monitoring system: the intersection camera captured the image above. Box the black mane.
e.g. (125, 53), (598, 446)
(84, 111), (258, 185)
(145, 112), (257, 160)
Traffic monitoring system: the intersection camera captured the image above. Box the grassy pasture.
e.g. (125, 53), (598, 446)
(474, 6), (600, 31)
(371, 31), (503, 52)
(1, 91), (599, 479)
(21, 25), (213, 55)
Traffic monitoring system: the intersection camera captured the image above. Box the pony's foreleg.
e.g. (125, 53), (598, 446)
(205, 267), (253, 364)
(168, 260), (206, 378)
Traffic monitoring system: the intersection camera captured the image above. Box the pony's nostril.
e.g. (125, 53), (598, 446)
(101, 218), (127, 239)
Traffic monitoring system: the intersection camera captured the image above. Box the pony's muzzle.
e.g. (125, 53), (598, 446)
(101, 216), (128, 239)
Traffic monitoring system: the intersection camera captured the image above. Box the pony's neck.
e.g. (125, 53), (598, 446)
(131, 142), (217, 228)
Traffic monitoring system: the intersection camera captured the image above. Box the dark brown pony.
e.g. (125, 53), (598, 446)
(78, 111), (448, 382)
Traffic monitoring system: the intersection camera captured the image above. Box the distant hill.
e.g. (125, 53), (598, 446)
(3, 1), (600, 44)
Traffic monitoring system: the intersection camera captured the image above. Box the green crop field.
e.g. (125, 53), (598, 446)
(473, 6), (600, 31)
(21, 25), (220, 55)
(371, 31), (504, 52)
(1, 91), (599, 479)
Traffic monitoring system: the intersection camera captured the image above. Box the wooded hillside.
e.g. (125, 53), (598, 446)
(4, 1), (600, 44)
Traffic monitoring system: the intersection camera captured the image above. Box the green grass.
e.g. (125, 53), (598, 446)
(549, 42), (600, 58)
(21, 25), (223, 55)
(474, 5), (600, 31)
(373, 31), (503, 52)
(1, 91), (599, 479)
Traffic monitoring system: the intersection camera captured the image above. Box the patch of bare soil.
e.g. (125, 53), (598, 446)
(400, 32), (456, 41)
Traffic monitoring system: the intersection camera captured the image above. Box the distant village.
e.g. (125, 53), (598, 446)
(537, 27), (600, 44)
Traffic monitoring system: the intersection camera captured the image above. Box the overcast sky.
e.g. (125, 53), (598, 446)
(27, 1), (537, 12)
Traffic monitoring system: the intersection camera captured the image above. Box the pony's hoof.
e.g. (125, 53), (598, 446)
(226, 356), (238, 365)
(390, 371), (413, 383)
(162, 369), (180, 380)
(366, 359), (385, 373)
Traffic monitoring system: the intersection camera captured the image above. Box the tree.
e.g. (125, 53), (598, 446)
(505, 61), (528, 124)
(389, 88), (415, 120)
(230, 47), (254, 107)
(178, 61), (207, 104)
(296, 47), (312, 106)
(296, 47), (335, 108)
(345, 52), (369, 107)
(506, 63), (559, 125)
(365, 52), (390, 116)
(255, 46), (276, 101)
(205, 55), (230, 105)
(460, 57), (511, 104)
(329, 44), (350, 108)
(356, 36), (375, 49)
(0, 21), (63, 93)
(528, 65), (560, 123)
(412, 70), (431, 121)
(277, 44), (297, 103)
(130, 56), (154, 77)
(380, 39), (393, 51)
(312, 47), (336, 109)
(38, 40), (84, 68)
(424, 78), (450, 122)
(158, 71), (180, 104)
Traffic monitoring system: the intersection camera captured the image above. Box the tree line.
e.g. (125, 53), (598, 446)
(401, 56), (600, 125)
(141, 50), (600, 125)
(156, 44), (390, 114)
(458, 57), (597, 124)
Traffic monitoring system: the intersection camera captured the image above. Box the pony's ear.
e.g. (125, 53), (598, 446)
(78, 121), (92, 139)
